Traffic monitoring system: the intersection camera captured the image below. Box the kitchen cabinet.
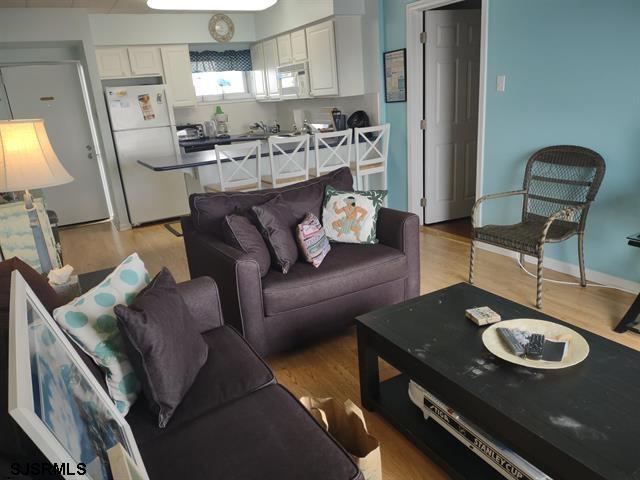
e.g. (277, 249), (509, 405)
(160, 45), (196, 107)
(277, 34), (292, 65)
(291, 29), (307, 62)
(250, 43), (267, 99)
(306, 20), (338, 96)
(262, 38), (281, 99)
(127, 46), (164, 76)
(96, 47), (132, 78)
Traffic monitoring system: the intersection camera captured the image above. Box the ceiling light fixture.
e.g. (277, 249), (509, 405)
(146, 0), (277, 11)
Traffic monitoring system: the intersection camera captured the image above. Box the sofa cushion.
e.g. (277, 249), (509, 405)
(322, 186), (387, 244)
(138, 384), (362, 480)
(221, 214), (271, 277)
(128, 326), (274, 445)
(252, 195), (299, 273)
(262, 243), (408, 316)
(296, 213), (330, 267)
(115, 268), (209, 428)
(190, 167), (353, 237)
(53, 253), (149, 415)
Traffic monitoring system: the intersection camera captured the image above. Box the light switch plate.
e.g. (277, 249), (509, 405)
(497, 75), (506, 92)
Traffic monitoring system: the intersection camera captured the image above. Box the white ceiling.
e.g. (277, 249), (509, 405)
(0, 0), (217, 13)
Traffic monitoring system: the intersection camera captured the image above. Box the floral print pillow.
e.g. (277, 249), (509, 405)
(322, 186), (387, 244)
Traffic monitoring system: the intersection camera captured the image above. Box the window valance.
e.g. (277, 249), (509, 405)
(189, 49), (252, 72)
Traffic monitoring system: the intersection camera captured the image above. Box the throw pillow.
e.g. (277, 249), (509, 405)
(222, 214), (271, 277)
(322, 186), (387, 244)
(252, 195), (299, 274)
(53, 253), (150, 415)
(114, 268), (208, 428)
(296, 213), (331, 268)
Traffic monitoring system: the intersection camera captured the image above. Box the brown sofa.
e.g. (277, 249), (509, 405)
(1, 264), (363, 480)
(182, 168), (420, 356)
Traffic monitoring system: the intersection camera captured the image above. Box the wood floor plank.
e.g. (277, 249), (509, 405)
(59, 221), (640, 480)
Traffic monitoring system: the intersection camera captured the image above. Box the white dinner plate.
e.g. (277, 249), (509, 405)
(482, 318), (589, 370)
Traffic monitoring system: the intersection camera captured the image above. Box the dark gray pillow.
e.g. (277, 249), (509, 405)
(252, 195), (299, 274)
(114, 268), (208, 428)
(221, 214), (271, 277)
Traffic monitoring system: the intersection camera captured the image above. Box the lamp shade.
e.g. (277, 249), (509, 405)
(0, 119), (73, 192)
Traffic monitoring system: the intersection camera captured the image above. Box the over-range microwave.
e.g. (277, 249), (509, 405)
(277, 62), (310, 99)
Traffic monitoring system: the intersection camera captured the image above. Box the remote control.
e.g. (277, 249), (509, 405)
(497, 327), (525, 357)
(526, 333), (545, 360)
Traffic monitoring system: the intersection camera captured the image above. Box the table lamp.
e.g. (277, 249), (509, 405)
(0, 119), (73, 273)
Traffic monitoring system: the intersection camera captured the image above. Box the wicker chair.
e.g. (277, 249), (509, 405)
(469, 146), (606, 308)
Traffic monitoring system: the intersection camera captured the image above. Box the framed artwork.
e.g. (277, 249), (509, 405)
(384, 49), (407, 103)
(0, 198), (61, 273)
(8, 271), (148, 480)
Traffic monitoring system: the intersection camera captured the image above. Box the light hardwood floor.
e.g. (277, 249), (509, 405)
(59, 221), (640, 480)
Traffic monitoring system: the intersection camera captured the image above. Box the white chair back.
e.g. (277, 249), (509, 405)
(214, 140), (261, 192)
(353, 124), (390, 190)
(266, 134), (310, 187)
(313, 130), (352, 177)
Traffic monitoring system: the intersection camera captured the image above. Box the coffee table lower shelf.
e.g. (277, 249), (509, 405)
(376, 374), (501, 480)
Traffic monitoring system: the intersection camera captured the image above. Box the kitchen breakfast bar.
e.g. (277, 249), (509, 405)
(136, 130), (386, 195)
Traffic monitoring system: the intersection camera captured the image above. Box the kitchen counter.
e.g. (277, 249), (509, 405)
(139, 133), (366, 172)
(178, 133), (269, 153)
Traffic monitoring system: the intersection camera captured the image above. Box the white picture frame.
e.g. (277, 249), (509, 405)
(8, 271), (148, 480)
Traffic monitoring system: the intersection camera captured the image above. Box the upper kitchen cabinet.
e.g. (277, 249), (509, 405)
(290, 29), (308, 62)
(160, 45), (196, 107)
(96, 46), (163, 78)
(262, 38), (281, 99)
(250, 43), (267, 99)
(276, 34), (293, 65)
(128, 47), (164, 76)
(306, 20), (338, 97)
(96, 47), (132, 78)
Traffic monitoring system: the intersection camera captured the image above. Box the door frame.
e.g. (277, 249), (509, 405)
(0, 60), (114, 221)
(405, 0), (489, 225)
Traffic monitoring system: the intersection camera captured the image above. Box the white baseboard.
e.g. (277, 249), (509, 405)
(476, 243), (640, 295)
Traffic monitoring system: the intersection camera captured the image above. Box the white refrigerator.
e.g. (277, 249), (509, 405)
(105, 85), (189, 226)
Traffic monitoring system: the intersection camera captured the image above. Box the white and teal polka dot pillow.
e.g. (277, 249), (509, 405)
(53, 253), (150, 415)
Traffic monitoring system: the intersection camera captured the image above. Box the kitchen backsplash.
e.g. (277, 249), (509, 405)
(275, 93), (380, 131)
(173, 93), (380, 134)
(173, 100), (278, 134)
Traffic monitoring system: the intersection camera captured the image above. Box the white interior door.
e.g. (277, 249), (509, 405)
(0, 64), (110, 226)
(424, 10), (481, 224)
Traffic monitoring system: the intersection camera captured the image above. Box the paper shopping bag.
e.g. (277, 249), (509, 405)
(300, 396), (382, 480)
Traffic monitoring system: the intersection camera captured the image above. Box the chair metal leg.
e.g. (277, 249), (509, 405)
(578, 232), (587, 287)
(536, 255), (544, 309)
(469, 240), (476, 284)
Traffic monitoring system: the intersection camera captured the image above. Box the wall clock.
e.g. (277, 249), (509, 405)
(209, 14), (235, 43)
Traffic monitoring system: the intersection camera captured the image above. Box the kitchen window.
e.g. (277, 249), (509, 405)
(192, 71), (253, 102)
(190, 49), (253, 103)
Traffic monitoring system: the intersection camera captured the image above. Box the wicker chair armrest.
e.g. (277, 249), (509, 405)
(471, 190), (526, 228)
(539, 205), (587, 242)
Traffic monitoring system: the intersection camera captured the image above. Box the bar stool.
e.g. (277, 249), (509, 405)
(204, 140), (261, 192)
(352, 124), (390, 190)
(262, 134), (310, 188)
(310, 130), (352, 178)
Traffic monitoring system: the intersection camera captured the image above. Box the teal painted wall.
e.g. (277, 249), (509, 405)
(380, 0), (640, 282)
(483, 0), (640, 282)
(381, 0), (413, 211)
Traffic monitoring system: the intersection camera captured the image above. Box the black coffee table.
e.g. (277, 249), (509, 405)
(356, 283), (640, 480)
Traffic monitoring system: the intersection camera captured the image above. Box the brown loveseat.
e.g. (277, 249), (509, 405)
(182, 168), (420, 356)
